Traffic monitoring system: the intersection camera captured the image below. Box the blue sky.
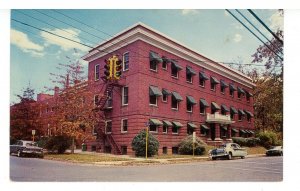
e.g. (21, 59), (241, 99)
(10, 9), (283, 103)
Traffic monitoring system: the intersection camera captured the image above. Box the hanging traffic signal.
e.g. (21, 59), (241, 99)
(114, 59), (122, 80)
(104, 59), (113, 80)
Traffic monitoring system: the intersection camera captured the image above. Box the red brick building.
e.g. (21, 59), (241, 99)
(82, 23), (255, 155)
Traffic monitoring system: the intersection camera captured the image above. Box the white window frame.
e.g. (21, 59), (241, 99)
(121, 118), (128, 133)
(200, 104), (206, 115)
(149, 95), (158, 106)
(95, 64), (100, 81)
(199, 78), (205, 87)
(171, 97), (179, 110)
(221, 86), (225, 94)
(123, 52), (129, 71)
(210, 82), (216, 91)
(171, 66), (179, 79)
(163, 125), (168, 134)
(162, 94), (168, 102)
(172, 126), (179, 134)
(230, 89), (234, 97)
(92, 125), (97, 135)
(162, 60), (168, 70)
(186, 101), (193, 113)
(105, 120), (112, 134)
(122, 86), (128, 106)
(149, 124), (158, 133)
(186, 72), (193, 83)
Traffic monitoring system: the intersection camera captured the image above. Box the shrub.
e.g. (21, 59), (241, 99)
(178, 135), (207, 155)
(36, 137), (50, 148)
(45, 135), (72, 154)
(131, 130), (159, 157)
(256, 131), (280, 149)
(232, 137), (260, 147)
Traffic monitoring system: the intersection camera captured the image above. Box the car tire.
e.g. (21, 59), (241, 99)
(228, 153), (232, 160)
(280, 152), (283, 156)
(241, 156), (245, 159)
(212, 157), (216, 160)
(17, 150), (23, 157)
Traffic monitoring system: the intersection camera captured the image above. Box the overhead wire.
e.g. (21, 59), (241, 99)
(235, 9), (283, 55)
(226, 9), (283, 61)
(11, 16), (281, 69)
(247, 9), (283, 45)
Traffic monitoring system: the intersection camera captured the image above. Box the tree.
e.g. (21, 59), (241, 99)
(46, 59), (99, 153)
(10, 83), (41, 142)
(131, 130), (159, 157)
(250, 10), (283, 137)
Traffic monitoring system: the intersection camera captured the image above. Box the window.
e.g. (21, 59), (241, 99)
(121, 146), (127, 155)
(187, 101), (193, 112)
(94, 95), (99, 106)
(200, 99), (209, 114)
(237, 87), (245, 99)
(221, 86), (225, 94)
(172, 147), (179, 154)
(106, 91), (113, 108)
(230, 112), (235, 121)
(123, 52), (129, 71)
(238, 91), (242, 99)
(163, 124), (168, 133)
(172, 126), (178, 134)
(163, 147), (168, 154)
(186, 72), (192, 83)
(247, 116), (251, 123)
(121, 119), (128, 133)
(238, 113), (243, 121)
(200, 125), (208, 136)
(199, 72), (208, 87)
(162, 58), (168, 70)
(171, 96), (179, 110)
(246, 95), (250, 102)
(162, 93), (167, 102)
(105, 120), (112, 134)
(186, 96), (196, 113)
(149, 124), (157, 132)
(230, 88), (234, 97)
(122, 87), (128, 105)
(187, 125), (194, 135)
(149, 94), (157, 105)
(210, 81), (216, 91)
(92, 125), (97, 135)
(95, 64), (100, 81)
(149, 51), (161, 71)
(171, 63), (178, 78)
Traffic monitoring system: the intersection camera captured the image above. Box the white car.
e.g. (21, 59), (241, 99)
(209, 143), (247, 160)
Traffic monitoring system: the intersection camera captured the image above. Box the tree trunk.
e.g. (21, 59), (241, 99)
(71, 136), (75, 154)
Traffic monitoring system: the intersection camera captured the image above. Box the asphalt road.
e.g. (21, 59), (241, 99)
(10, 156), (282, 182)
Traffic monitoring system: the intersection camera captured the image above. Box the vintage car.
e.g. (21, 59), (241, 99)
(266, 146), (283, 156)
(209, 143), (247, 160)
(10, 140), (44, 158)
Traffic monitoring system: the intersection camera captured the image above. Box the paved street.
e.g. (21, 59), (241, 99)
(10, 156), (282, 182)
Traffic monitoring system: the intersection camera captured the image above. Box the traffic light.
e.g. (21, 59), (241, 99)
(104, 59), (113, 80)
(114, 59), (122, 80)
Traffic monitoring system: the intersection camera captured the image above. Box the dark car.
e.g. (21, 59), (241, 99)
(266, 146), (283, 156)
(10, 140), (44, 158)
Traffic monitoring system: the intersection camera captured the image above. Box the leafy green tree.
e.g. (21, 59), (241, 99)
(131, 130), (159, 157)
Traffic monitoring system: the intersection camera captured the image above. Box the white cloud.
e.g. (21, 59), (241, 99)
(182, 9), (199, 15)
(233, 33), (242, 42)
(40, 28), (89, 52)
(269, 11), (283, 31)
(11, 28), (44, 57)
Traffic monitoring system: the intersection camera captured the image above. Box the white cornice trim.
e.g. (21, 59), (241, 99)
(82, 23), (255, 88)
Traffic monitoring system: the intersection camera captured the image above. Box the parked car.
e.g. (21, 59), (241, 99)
(209, 143), (247, 160)
(266, 146), (283, 156)
(10, 140), (44, 158)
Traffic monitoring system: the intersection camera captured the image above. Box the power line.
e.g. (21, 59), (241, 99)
(235, 9), (283, 55)
(247, 9), (283, 45)
(15, 10), (99, 46)
(12, 18), (281, 69)
(226, 9), (283, 61)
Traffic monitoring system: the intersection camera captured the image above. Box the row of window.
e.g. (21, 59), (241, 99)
(148, 86), (253, 122)
(94, 51), (253, 103)
(101, 118), (254, 137)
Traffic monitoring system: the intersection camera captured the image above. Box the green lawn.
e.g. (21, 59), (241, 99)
(44, 153), (132, 163)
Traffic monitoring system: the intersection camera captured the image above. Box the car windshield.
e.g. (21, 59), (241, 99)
(26, 142), (38, 147)
(218, 144), (226, 148)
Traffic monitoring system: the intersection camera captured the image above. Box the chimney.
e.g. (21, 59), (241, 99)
(54, 86), (59, 97)
(65, 74), (69, 88)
